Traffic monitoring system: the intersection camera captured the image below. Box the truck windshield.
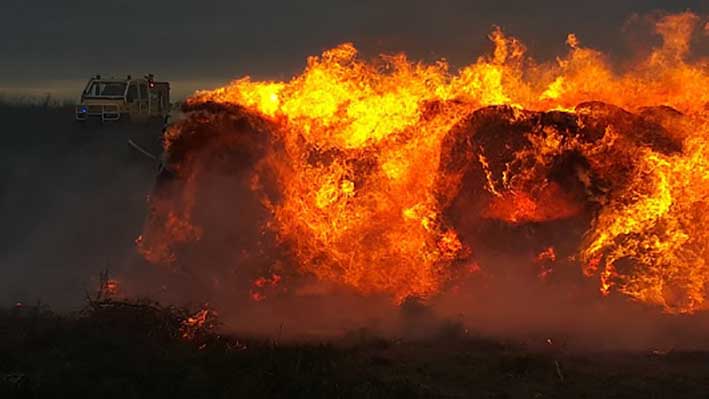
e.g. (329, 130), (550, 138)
(84, 81), (127, 97)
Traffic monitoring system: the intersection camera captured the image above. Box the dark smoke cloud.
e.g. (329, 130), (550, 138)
(1, 1), (706, 97)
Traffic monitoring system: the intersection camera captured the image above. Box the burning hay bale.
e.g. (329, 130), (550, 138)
(137, 12), (709, 313)
(438, 102), (683, 256)
(137, 102), (284, 298)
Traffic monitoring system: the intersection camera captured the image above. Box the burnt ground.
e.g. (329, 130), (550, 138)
(2, 105), (709, 398)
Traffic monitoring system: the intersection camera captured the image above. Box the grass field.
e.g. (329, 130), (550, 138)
(2, 300), (709, 398)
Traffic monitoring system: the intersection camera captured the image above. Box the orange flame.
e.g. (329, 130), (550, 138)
(142, 12), (709, 313)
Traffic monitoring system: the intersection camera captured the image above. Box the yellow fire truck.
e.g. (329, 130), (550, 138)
(75, 74), (170, 122)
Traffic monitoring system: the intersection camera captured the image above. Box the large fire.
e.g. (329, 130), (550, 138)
(139, 12), (709, 314)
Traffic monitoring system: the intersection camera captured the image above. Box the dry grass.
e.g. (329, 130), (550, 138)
(2, 299), (709, 398)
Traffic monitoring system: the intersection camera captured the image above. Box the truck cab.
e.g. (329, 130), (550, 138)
(76, 74), (170, 122)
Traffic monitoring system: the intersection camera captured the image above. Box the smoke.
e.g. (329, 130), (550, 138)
(432, 263), (709, 351)
(0, 104), (162, 309)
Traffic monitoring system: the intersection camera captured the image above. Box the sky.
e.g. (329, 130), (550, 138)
(1, 0), (707, 99)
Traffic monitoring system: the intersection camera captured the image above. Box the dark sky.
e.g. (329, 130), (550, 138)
(1, 0), (707, 98)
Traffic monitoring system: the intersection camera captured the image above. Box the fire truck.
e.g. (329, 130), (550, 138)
(75, 74), (170, 122)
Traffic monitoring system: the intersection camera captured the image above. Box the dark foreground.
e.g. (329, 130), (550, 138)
(2, 301), (709, 399)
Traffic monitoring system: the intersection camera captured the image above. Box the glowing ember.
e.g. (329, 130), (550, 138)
(180, 308), (216, 340)
(104, 279), (120, 296)
(484, 183), (582, 224)
(140, 12), (709, 313)
(536, 247), (558, 264)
